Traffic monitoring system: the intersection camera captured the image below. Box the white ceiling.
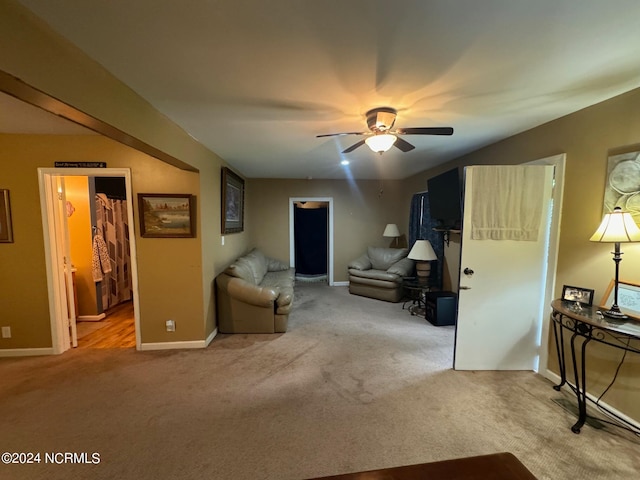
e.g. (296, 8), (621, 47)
(13, 0), (640, 179)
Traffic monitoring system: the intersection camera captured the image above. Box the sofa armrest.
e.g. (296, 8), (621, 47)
(217, 275), (278, 308)
(348, 254), (372, 271)
(387, 257), (414, 277)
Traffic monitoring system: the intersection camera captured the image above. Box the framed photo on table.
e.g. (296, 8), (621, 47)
(0, 189), (13, 243)
(221, 167), (244, 234)
(601, 280), (640, 318)
(561, 285), (594, 306)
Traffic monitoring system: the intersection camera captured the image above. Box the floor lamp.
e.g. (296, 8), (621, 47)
(590, 206), (640, 319)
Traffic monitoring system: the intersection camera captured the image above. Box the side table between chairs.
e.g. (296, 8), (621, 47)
(402, 278), (433, 317)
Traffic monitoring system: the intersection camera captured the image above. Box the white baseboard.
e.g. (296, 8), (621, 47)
(544, 369), (640, 430)
(205, 328), (218, 347)
(140, 337), (213, 351)
(331, 281), (349, 287)
(0, 347), (56, 357)
(77, 313), (106, 322)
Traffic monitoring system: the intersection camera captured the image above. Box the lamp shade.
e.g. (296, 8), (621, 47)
(365, 134), (397, 153)
(589, 207), (640, 243)
(408, 240), (437, 261)
(383, 223), (400, 238)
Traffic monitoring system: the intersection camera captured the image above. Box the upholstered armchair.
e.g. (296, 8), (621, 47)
(348, 247), (414, 302)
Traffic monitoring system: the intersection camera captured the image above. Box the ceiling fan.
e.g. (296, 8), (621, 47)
(317, 107), (454, 154)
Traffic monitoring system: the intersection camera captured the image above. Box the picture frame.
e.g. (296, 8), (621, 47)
(137, 193), (196, 238)
(603, 149), (640, 225)
(0, 189), (13, 243)
(600, 280), (640, 318)
(221, 167), (244, 234)
(561, 285), (594, 306)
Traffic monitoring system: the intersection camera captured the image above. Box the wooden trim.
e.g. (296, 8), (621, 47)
(0, 69), (198, 172)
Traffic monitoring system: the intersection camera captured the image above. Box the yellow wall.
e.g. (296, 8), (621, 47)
(65, 175), (97, 317)
(247, 178), (407, 282)
(0, 134), (206, 347)
(404, 87), (640, 422)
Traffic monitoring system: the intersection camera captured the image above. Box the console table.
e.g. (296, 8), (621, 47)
(550, 299), (640, 434)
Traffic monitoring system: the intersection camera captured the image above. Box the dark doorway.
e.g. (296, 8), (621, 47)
(294, 202), (328, 282)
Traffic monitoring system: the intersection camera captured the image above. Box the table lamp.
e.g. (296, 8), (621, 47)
(408, 240), (437, 285)
(589, 206), (640, 319)
(383, 223), (401, 248)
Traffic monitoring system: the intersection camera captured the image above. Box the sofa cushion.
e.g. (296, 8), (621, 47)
(367, 247), (408, 270)
(348, 268), (401, 282)
(225, 260), (255, 283)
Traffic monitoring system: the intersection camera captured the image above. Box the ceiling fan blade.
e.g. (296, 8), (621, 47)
(342, 139), (366, 153)
(393, 137), (415, 152)
(395, 127), (454, 136)
(316, 131), (367, 138)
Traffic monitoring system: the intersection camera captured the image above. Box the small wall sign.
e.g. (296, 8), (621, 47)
(54, 161), (106, 168)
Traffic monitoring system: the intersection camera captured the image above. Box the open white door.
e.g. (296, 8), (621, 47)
(43, 175), (78, 350)
(454, 165), (555, 370)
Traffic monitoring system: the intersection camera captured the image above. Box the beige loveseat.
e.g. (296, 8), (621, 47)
(216, 249), (294, 333)
(348, 247), (414, 302)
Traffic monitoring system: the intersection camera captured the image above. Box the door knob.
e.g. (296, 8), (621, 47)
(463, 267), (474, 276)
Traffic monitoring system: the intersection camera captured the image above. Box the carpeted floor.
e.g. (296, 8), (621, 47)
(0, 283), (638, 479)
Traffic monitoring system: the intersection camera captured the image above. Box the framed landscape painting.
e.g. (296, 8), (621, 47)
(138, 193), (196, 238)
(221, 167), (244, 234)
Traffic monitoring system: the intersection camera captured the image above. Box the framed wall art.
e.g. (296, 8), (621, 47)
(601, 280), (640, 319)
(561, 285), (594, 306)
(603, 149), (640, 224)
(137, 193), (196, 238)
(221, 167), (244, 234)
(0, 189), (13, 243)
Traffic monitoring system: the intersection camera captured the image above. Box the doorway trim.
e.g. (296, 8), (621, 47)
(38, 167), (141, 353)
(526, 153), (566, 376)
(289, 197), (334, 285)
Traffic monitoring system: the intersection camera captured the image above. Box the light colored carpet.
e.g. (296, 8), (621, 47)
(0, 283), (638, 479)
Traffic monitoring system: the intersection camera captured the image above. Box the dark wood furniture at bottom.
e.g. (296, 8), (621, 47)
(305, 452), (537, 480)
(425, 291), (457, 326)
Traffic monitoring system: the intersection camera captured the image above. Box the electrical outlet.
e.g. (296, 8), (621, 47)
(1, 326), (11, 338)
(165, 320), (175, 332)
(221, 236), (225, 246)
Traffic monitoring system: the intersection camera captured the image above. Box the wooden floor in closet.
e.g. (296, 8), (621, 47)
(77, 301), (135, 349)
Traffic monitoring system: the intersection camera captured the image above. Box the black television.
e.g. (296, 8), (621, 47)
(427, 168), (462, 230)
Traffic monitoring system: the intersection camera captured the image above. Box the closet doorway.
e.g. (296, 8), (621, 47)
(289, 197), (334, 285)
(38, 168), (141, 354)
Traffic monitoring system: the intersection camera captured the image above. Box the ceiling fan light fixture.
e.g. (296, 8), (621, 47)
(365, 134), (397, 153)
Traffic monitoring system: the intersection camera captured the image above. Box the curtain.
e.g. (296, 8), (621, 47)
(471, 166), (546, 241)
(95, 194), (132, 310)
(408, 192), (444, 288)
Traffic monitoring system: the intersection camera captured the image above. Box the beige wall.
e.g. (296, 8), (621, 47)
(247, 178), (406, 282)
(403, 87), (640, 422)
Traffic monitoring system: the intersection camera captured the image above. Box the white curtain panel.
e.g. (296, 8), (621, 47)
(471, 165), (546, 241)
